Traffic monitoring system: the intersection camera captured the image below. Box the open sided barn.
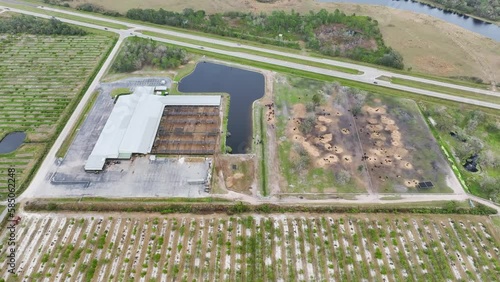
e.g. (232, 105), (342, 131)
(151, 105), (220, 155)
(85, 87), (221, 171)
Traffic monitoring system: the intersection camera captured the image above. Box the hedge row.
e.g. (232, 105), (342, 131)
(24, 200), (497, 215)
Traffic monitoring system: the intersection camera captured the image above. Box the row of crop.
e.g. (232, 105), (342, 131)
(2, 214), (499, 280)
(0, 34), (115, 197)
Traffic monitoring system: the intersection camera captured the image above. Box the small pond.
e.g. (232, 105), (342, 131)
(179, 62), (265, 154)
(0, 132), (26, 154)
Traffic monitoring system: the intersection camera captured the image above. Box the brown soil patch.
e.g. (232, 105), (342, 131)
(391, 131), (402, 146)
(367, 124), (384, 131)
(264, 102), (275, 125)
(303, 142), (321, 157)
(401, 162), (413, 170)
(366, 118), (379, 124)
(218, 156), (254, 195)
(370, 132), (386, 141)
(293, 103), (306, 119)
(316, 154), (339, 167)
(314, 23), (377, 54)
(404, 179), (419, 188)
(380, 115), (396, 125)
(333, 145), (344, 154)
(318, 116), (333, 123)
(342, 155), (352, 163)
(363, 106), (387, 115)
(341, 128), (350, 134)
(316, 133), (333, 144)
(316, 124), (327, 132)
(384, 124), (399, 131)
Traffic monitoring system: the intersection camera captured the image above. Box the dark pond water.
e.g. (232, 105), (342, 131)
(178, 62), (265, 154)
(0, 132), (26, 154)
(318, 0), (500, 41)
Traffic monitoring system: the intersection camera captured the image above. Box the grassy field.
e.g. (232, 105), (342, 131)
(51, 0), (500, 83)
(388, 77), (500, 104)
(273, 75), (455, 194)
(420, 103), (500, 202)
(1, 212), (499, 281)
(0, 35), (113, 199)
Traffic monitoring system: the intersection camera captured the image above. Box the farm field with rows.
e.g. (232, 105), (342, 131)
(1, 212), (499, 281)
(0, 35), (113, 199)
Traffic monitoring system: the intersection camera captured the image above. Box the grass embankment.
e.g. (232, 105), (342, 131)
(25, 199), (497, 215)
(253, 105), (268, 196)
(220, 94), (230, 153)
(139, 31), (362, 75)
(387, 77), (500, 104)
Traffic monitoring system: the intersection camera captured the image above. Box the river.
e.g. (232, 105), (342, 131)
(318, 0), (500, 41)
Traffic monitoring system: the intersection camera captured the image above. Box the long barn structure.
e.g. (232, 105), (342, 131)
(84, 87), (221, 171)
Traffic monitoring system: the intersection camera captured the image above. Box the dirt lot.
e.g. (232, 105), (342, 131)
(2, 212), (499, 281)
(216, 155), (256, 195)
(71, 0), (500, 82)
(274, 75), (454, 194)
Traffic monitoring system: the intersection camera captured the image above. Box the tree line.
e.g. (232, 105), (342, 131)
(36, 2), (405, 68)
(427, 0), (499, 21)
(112, 37), (189, 72)
(0, 15), (87, 35)
(124, 8), (404, 69)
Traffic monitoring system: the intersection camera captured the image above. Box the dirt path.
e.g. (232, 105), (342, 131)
(261, 70), (282, 196)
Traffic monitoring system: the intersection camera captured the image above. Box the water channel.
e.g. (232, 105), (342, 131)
(178, 62), (265, 154)
(0, 132), (26, 154)
(319, 0), (500, 41)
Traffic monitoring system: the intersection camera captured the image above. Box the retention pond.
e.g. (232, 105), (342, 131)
(179, 62), (265, 154)
(0, 132), (26, 154)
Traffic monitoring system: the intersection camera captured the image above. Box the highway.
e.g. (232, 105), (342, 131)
(1, 3), (499, 108)
(2, 3), (500, 212)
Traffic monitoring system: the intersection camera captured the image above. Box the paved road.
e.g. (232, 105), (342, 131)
(3, 3), (500, 212)
(1, 3), (499, 101)
(36, 6), (500, 96)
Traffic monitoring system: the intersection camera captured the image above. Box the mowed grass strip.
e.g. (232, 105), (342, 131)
(0, 34), (113, 197)
(139, 30), (362, 75)
(389, 77), (500, 104)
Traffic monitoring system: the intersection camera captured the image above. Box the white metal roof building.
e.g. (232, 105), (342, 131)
(84, 87), (221, 171)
